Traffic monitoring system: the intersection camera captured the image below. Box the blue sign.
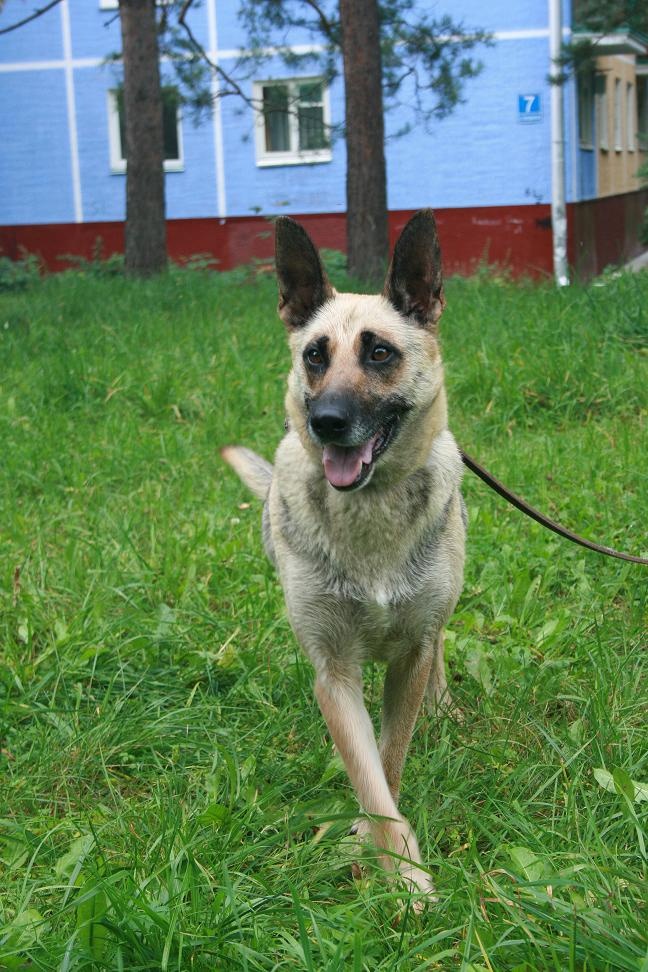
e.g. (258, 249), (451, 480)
(518, 93), (542, 122)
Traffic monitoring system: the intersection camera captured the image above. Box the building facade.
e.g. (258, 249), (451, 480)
(0, 0), (646, 277)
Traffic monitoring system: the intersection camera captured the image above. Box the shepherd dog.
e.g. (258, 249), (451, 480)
(222, 210), (465, 906)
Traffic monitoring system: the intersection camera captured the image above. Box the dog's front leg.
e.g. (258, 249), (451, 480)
(426, 630), (462, 719)
(314, 663), (435, 902)
(380, 643), (436, 803)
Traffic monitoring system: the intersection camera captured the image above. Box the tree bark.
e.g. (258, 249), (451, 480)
(119, 0), (166, 276)
(339, 0), (389, 283)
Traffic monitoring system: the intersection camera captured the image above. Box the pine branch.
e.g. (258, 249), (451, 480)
(0, 0), (63, 35)
(301, 0), (336, 41)
(177, 0), (260, 110)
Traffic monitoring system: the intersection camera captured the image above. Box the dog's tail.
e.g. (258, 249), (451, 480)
(221, 446), (273, 500)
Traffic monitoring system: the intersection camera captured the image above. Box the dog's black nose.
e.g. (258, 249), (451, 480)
(310, 400), (350, 441)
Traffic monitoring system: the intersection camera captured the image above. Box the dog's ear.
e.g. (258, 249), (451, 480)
(275, 217), (334, 330)
(383, 209), (445, 328)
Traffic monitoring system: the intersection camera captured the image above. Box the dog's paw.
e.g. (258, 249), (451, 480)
(350, 815), (437, 909)
(396, 855), (438, 912)
(347, 817), (372, 880)
(384, 819), (438, 910)
(426, 684), (465, 724)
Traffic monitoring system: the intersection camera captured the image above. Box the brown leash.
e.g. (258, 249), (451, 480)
(461, 450), (648, 566)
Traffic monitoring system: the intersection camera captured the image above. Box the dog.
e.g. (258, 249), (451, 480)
(222, 209), (465, 904)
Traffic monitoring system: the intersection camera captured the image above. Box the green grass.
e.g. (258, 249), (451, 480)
(0, 261), (646, 970)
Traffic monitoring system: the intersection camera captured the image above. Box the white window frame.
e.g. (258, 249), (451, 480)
(595, 74), (608, 150)
(253, 77), (332, 167)
(107, 88), (184, 174)
(100, 0), (172, 8)
(626, 82), (635, 151)
(614, 77), (623, 151)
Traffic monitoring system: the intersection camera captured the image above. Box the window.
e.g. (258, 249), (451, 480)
(595, 74), (608, 150)
(614, 78), (622, 150)
(626, 82), (635, 151)
(108, 86), (183, 173)
(638, 75), (648, 151)
(253, 79), (331, 166)
(577, 73), (594, 148)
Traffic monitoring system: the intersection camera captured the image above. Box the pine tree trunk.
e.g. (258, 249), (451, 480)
(339, 0), (389, 283)
(119, 0), (166, 276)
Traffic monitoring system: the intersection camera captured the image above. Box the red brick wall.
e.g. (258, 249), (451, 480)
(568, 189), (648, 279)
(1, 192), (644, 280)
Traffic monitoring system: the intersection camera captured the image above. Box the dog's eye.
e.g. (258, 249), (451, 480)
(371, 345), (392, 363)
(306, 347), (324, 366)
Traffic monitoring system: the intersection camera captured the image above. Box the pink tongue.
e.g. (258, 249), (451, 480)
(322, 438), (376, 488)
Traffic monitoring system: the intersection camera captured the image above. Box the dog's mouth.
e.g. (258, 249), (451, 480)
(322, 421), (396, 491)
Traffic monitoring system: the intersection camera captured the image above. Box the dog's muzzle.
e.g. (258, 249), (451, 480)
(308, 394), (401, 491)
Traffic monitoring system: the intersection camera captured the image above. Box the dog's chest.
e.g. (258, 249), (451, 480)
(355, 598), (425, 662)
(273, 470), (454, 606)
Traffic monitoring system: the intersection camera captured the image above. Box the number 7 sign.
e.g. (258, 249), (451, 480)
(518, 93), (542, 121)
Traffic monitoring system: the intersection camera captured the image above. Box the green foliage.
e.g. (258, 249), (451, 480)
(557, 0), (648, 81)
(59, 237), (125, 277)
(152, 1), (490, 137)
(237, 0), (491, 135)
(572, 0), (648, 36)
(0, 266), (646, 968)
(638, 158), (648, 245)
(0, 251), (41, 292)
(157, 26), (216, 126)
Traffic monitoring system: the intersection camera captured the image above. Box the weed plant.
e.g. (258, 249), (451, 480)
(0, 262), (646, 970)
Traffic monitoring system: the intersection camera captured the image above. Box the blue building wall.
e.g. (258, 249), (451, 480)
(0, 0), (64, 60)
(0, 0), (580, 227)
(219, 54), (348, 217)
(0, 68), (74, 224)
(74, 67), (120, 222)
(385, 37), (556, 211)
(67, 0), (121, 60)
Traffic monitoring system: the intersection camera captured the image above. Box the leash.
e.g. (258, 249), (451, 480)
(461, 450), (648, 566)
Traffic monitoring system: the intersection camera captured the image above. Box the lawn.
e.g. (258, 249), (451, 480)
(0, 258), (646, 970)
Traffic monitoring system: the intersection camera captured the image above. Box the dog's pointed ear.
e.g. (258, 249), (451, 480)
(275, 217), (334, 330)
(383, 209), (445, 328)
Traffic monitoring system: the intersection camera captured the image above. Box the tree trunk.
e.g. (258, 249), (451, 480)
(339, 0), (389, 283)
(119, 0), (166, 276)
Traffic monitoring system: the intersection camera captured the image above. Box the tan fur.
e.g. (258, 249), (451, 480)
(220, 446), (272, 500)
(222, 211), (465, 909)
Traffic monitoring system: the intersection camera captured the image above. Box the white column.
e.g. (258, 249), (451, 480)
(207, 0), (227, 218)
(549, 0), (568, 285)
(60, 0), (83, 223)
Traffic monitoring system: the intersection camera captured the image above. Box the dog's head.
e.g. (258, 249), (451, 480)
(275, 210), (447, 492)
